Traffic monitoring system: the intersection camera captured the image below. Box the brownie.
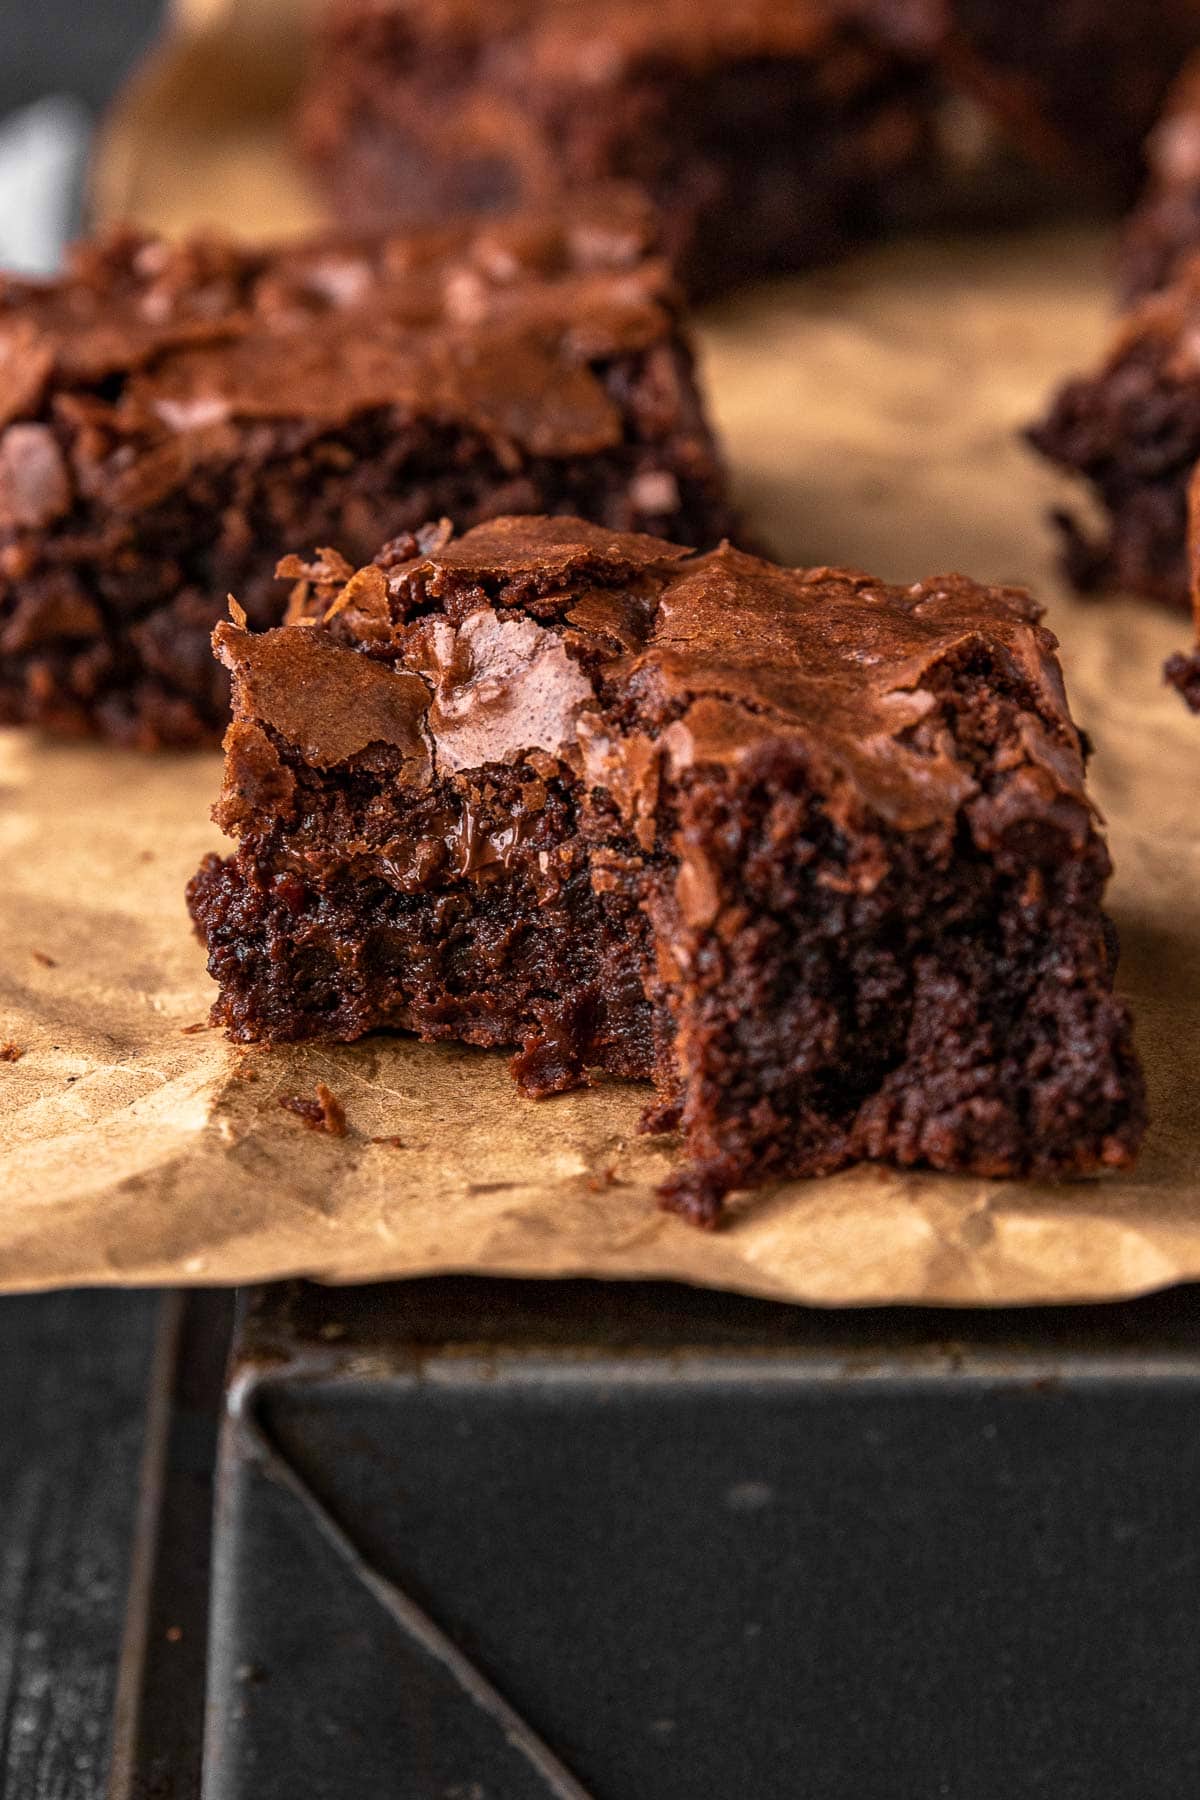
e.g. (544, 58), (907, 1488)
(297, 0), (944, 299)
(0, 192), (731, 747)
(297, 0), (1200, 295)
(1120, 52), (1200, 303)
(1028, 267), (1200, 610)
(187, 514), (1145, 1226)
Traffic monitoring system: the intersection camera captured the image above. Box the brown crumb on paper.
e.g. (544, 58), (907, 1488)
(370, 1134), (405, 1149)
(31, 950), (57, 968)
(180, 1020), (212, 1035)
(279, 1082), (347, 1136)
(0, 1043), (23, 1062)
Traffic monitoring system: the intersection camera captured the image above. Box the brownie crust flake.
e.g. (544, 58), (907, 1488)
(188, 514), (1145, 1224)
(0, 192), (731, 746)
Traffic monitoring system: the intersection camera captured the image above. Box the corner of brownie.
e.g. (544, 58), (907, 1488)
(188, 514), (1145, 1224)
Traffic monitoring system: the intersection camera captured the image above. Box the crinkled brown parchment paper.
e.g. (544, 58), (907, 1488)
(1, 13), (1197, 1301)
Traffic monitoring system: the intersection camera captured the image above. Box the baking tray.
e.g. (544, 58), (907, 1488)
(191, 1278), (1200, 1800)
(108, 1289), (236, 1800)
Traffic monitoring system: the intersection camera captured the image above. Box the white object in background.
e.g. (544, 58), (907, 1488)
(0, 95), (91, 275)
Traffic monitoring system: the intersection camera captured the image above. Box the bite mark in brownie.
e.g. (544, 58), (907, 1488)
(0, 192), (731, 746)
(188, 514), (1145, 1224)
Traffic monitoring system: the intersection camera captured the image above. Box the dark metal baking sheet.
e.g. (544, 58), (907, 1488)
(0, 1288), (159, 1800)
(108, 1289), (235, 1800)
(197, 1279), (1200, 1800)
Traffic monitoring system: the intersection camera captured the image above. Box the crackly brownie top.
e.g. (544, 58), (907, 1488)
(321, 0), (940, 66)
(215, 516), (1091, 861)
(0, 186), (672, 475)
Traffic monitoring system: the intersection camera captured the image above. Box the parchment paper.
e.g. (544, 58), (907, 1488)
(1, 15), (1198, 1302)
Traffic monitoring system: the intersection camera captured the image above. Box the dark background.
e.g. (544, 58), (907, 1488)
(0, 0), (163, 121)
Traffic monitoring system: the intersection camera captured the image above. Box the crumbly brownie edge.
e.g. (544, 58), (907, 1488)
(652, 738), (1144, 1225)
(1027, 336), (1200, 612)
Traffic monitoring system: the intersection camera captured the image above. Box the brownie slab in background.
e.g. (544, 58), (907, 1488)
(188, 514), (1145, 1226)
(1028, 269), (1200, 611)
(297, 0), (1200, 296)
(297, 0), (944, 298)
(0, 191), (731, 746)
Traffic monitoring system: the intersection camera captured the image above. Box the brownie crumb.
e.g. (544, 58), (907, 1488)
(369, 1134), (405, 1148)
(30, 950), (57, 968)
(180, 1021), (212, 1035)
(279, 1082), (347, 1136)
(0, 1042), (23, 1062)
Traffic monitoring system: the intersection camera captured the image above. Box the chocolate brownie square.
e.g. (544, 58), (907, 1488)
(0, 192), (731, 746)
(188, 515), (1144, 1224)
(1029, 268), (1200, 610)
(297, 0), (1200, 294)
(297, 0), (942, 298)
